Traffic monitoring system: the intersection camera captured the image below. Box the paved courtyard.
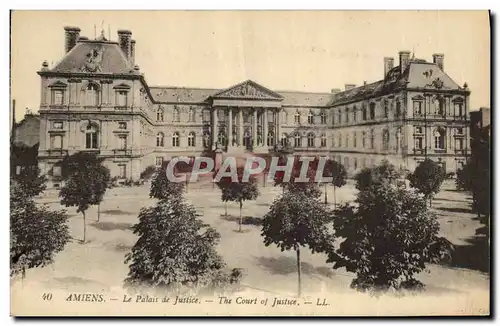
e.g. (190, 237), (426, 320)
(11, 180), (490, 315)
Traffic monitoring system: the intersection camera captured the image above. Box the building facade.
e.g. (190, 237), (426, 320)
(37, 26), (471, 184)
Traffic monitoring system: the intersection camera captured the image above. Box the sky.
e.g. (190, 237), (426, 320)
(10, 10), (490, 122)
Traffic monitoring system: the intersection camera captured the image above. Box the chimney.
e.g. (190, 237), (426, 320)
(117, 29), (132, 60)
(345, 84), (356, 91)
(64, 26), (81, 53)
(432, 53), (444, 71)
(399, 50), (411, 73)
(330, 88), (341, 94)
(130, 40), (136, 66)
(384, 57), (394, 77)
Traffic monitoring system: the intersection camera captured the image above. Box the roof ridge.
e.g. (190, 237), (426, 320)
(275, 90), (333, 95)
(149, 86), (221, 91)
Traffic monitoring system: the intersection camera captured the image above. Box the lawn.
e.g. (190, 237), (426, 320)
(10, 180), (490, 316)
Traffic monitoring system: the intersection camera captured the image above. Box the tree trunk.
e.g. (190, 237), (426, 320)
(296, 246), (302, 298)
(239, 201), (243, 232)
(82, 211), (86, 243)
(333, 185), (337, 208)
(225, 201), (228, 217)
(429, 197), (432, 207)
(324, 183), (328, 205)
(97, 204), (100, 222)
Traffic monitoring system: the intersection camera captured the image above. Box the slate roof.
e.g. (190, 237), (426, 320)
(332, 60), (463, 106)
(50, 40), (133, 74)
(149, 85), (334, 106)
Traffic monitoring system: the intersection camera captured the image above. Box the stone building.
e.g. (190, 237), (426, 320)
(13, 110), (40, 147)
(37, 26), (471, 184)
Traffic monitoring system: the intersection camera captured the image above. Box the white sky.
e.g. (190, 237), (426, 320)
(10, 10), (490, 122)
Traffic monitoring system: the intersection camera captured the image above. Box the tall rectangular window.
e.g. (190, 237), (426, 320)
(119, 165), (127, 178)
(52, 90), (64, 105)
(116, 91), (127, 107)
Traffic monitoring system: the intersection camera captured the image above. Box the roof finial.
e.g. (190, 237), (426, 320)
(412, 45), (416, 60)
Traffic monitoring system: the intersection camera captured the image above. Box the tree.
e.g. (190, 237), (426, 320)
(216, 179), (231, 217)
(323, 159), (347, 206)
(125, 197), (240, 294)
(149, 161), (185, 200)
(11, 165), (47, 198)
(262, 191), (334, 297)
(456, 127), (490, 223)
(59, 152), (111, 242)
(327, 184), (452, 292)
(407, 159), (445, 207)
(354, 160), (401, 191)
(273, 155), (322, 198)
(11, 183), (70, 279)
(217, 168), (260, 232)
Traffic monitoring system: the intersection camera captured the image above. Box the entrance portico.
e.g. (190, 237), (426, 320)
(209, 80), (283, 154)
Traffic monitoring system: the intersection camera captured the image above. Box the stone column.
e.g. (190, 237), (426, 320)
(253, 108), (257, 146)
(238, 109), (243, 145)
(228, 108), (233, 146)
(263, 108), (268, 147)
(276, 109), (281, 145)
(212, 107), (218, 149)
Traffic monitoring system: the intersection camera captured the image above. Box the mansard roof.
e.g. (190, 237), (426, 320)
(332, 60), (465, 106)
(49, 40), (133, 74)
(149, 80), (333, 106)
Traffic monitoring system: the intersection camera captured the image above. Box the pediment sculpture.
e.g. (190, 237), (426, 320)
(217, 83), (278, 99)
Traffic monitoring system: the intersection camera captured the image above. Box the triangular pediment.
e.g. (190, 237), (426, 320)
(48, 81), (68, 88)
(212, 80), (283, 101)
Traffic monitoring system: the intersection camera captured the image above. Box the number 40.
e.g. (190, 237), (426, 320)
(42, 293), (52, 301)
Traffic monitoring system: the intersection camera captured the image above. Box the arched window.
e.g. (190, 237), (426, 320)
(362, 104), (367, 121)
(384, 100), (389, 118)
(320, 110), (327, 124)
(307, 132), (315, 147)
(156, 108), (164, 122)
(337, 109), (342, 124)
(294, 133), (302, 148)
(345, 107), (350, 123)
(203, 131), (211, 148)
(173, 107), (180, 122)
(361, 131), (366, 148)
(294, 112), (301, 124)
(434, 128), (446, 149)
(382, 129), (390, 150)
(172, 132), (180, 147)
(281, 133), (288, 147)
(352, 106), (357, 122)
(188, 132), (196, 147)
(338, 133), (342, 148)
(331, 135), (336, 148)
(434, 97), (445, 116)
(307, 111), (314, 124)
(370, 129), (375, 149)
(369, 102), (376, 120)
(353, 131), (357, 148)
(188, 107), (195, 122)
(86, 83), (100, 107)
(85, 123), (99, 149)
(320, 133), (327, 147)
(156, 133), (164, 147)
(345, 133), (350, 148)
